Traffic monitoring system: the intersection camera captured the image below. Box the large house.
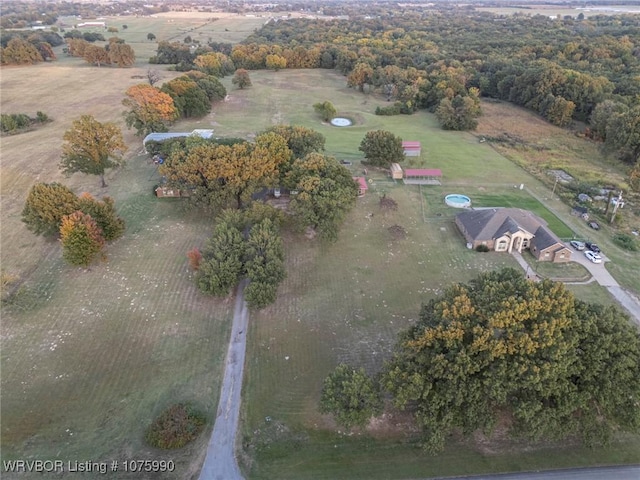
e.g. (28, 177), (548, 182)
(455, 208), (571, 263)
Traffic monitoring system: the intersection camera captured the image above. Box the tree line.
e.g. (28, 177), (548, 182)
(147, 8), (637, 164)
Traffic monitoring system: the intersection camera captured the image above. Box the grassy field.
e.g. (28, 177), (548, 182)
(0, 50), (233, 479)
(2, 14), (640, 480)
(475, 100), (640, 295)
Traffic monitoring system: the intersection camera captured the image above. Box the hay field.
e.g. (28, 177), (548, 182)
(0, 30), (233, 480)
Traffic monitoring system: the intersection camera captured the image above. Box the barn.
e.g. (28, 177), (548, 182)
(402, 168), (442, 185)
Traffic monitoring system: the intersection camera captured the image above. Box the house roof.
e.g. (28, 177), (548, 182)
(404, 169), (442, 177)
(390, 163), (403, 173)
(402, 141), (421, 148)
(532, 225), (562, 251)
(456, 208), (552, 243)
(353, 177), (368, 190)
(143, 129), (214, 146)
(572, 205), (588, 214)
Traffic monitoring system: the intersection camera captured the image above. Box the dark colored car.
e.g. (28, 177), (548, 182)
(588, 221), (600, 230)
(585, 242), (601, 253)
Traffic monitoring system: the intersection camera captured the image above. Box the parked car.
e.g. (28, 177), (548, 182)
(584, 250), (602, 263)
(588, 221), (600, 230)
(340, 160), (352, 166)
(585, 242), (601, 253)
(570, 240), (585, 250)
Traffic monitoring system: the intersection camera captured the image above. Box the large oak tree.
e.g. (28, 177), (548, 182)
(59, 115), (127, 188)
(383, 268), (640, 452)
(286, 153), (357, 241)
(359, 130), (404, 167)
(21, 183), (79, 236)
(123, 84), (178, 136)
(159, 132), (291, 209)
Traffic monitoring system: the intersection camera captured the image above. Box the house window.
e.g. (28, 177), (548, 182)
(497, 240), (508, 251)
(544, 252), (550, 257)
(522, 239), (530, 248)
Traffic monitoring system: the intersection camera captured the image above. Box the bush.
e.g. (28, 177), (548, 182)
(476, 244), (490, 252)
(1, 113), (31, 133)
(613, 233), (639, 251)
(375, 101), (414, 116)
(145, 403), (206, 449)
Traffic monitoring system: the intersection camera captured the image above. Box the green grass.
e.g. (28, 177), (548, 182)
(565, 282), (623, 307)
(250, 430), (640, 480)
(1, 155), (233, 478)
(532, 258), (591, 282)
(471, 190), (575, 238)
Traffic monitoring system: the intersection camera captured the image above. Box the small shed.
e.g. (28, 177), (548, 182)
(155, 186), (190, 198)
(403, 169), (442, 185)
(571, 205), (589, 220)
(353, 177), (368, 197)
(402, 141), (421, 157)
(390, 163), (403, 180)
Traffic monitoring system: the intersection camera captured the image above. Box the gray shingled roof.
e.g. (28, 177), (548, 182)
(456, 208), (548, 242)
(456, 207), (564, 248)
(531, 225), (561, 251)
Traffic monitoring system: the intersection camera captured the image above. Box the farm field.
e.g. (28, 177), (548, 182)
(2, 13), (640, 479)
(475, 4), (640, 18)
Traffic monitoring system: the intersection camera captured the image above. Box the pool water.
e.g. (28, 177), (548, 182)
(445, 194), (472, 208)
(330, 117), (353, 127)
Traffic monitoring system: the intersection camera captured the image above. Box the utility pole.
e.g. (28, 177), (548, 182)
(610, 191), (623, 224)
(552, 175), (559, 197)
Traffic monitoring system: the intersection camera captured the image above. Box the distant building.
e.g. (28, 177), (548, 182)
(77, 21), (106, 28)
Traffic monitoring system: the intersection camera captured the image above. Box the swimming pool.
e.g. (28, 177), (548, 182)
(445, 194), (472, 208)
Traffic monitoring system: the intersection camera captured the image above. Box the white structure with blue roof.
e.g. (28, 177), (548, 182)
(143, 129), (214, 152)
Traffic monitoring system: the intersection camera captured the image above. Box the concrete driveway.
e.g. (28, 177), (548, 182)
(564, 244), (640, 326)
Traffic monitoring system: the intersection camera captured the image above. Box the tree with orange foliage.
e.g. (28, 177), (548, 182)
(159, 132), (291, 209)
(77, 193), (125, 241)
(108, 42), (135, 67)
(83, 44), (110, 67)
(123, 84), (178, 136)
(59, 211), (105, 267)
(60, 115), (127, 188)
